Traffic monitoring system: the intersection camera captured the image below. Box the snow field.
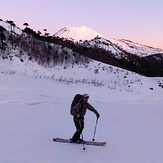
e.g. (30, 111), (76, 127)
(0, 74), (163, 163)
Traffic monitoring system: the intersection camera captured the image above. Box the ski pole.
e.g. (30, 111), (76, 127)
(92, 118), (98, 141)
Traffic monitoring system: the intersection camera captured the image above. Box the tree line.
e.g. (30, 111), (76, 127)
(0, 20), (90, 68)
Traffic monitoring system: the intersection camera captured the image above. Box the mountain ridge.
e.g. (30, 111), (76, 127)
(1, 19), (163, 77)
(54, 25), (163, 56)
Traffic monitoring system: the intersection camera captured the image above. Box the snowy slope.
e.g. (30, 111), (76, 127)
(0, 71), (163, 163)
(1, 54), (163, 95)
(111, 38), (163, 57)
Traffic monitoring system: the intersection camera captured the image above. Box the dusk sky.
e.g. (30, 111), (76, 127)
(1, 0), (163, 49)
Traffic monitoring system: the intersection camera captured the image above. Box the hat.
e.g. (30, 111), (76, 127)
(83, 94), (89, 99)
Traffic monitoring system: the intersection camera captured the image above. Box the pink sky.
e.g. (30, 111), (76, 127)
(1, 0), (163, 49)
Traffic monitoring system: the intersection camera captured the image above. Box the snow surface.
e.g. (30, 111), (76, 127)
(0, 57), (163, 163)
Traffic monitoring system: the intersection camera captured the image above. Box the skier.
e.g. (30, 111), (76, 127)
(70, 94), (100, 143)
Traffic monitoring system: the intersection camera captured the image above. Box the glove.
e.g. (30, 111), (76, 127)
(96, 113), (100, 119)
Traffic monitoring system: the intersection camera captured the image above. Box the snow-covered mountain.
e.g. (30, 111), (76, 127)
(1, 19), (163, 57)
(1, 19), (163, 77)
(54, 26), (105, 42)
(53, 25), (163, 77)
(111, 38), (163, 57)
(1, 20), (163, 91)
(54, 26), (163, 57)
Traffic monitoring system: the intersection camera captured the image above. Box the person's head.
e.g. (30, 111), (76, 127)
(82, 94), (89, 102)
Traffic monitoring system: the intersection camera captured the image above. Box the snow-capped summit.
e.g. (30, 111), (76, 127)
(54, 25), (163, 56)
(54, 26), (105, 41)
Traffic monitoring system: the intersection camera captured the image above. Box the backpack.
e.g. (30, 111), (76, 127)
(70, 94), (82, 115)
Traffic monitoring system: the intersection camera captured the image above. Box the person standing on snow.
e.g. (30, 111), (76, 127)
(70, 94), (100, 143)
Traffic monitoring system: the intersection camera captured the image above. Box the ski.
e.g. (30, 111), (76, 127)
(53, 137), (106, 146)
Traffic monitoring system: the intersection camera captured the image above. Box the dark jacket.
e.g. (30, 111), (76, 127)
(71, 100), (99, 121)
